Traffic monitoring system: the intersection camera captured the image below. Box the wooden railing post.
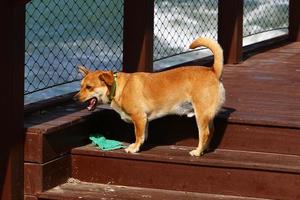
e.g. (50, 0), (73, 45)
(289, 0), (300, 42)
(123, 0), (154, 72)
(218, 0), (243, 64)
(0, 1), (25, 199)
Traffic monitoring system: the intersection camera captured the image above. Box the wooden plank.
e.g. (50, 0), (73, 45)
(72, 144), (300, 174)
(24, 119), (94, 163)
(213, 122), (300, 156)
(222, 42), (300, 128)
(289, 0), (300, 41)
(72, 152), (300, 199)
(24, 155), (71, 195)
(24, 104), (101, 134)
(24, 104), (106, 163)
(218, 0), (243, 64)
(151, 118), (300, 156)
(123, 0), (154, 72)
(24, 195), (38, 200)
(38, 181), (266, 200)
(0, 1), (25, 199)
(24, 132), (43, 162)
(69, 108), (300, 156)
(25, 92), (76, 115)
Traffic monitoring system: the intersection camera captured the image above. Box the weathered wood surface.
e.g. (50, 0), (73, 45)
(222, 42), (300, 128)
(72, 145), (300, 200)
(24, 103), (102, 163)
(73, 144), (300, 174)
(38, 180), (267, 200)
(24, 155), (71, 195)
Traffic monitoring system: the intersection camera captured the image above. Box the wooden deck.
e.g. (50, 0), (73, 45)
(223, 42), (300, 128)
(24, 42), (300, 200)
(3, 0), (299, 198)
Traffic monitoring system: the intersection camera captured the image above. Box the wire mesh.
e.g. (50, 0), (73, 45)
(25, 0), (123, 96)
(154, 0), (218, 61)
(243, 0), (289, 37)
(25, 0), (291, 103)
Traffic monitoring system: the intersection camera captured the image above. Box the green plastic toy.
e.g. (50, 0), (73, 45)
(89, 134), (126, 151)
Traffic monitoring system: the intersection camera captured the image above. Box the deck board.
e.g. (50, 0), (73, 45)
(223, 42), (300, 128)
(39, 180), (266, 200)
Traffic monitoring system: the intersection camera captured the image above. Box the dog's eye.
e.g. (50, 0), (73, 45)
(86, 85), (92, 90)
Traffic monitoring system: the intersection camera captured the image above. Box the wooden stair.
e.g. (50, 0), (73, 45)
(69, 144), (300, 199)
(38, 179), (268, 200)
(24, 43), (300, 200)
(24, 105), (300, 200)
(24, 102), (104, 198)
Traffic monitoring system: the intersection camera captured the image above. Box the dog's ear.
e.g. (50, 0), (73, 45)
(78, 65), (90, 77)
(99, 71), (114, 86)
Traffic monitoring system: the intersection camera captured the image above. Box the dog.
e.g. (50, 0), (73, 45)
(74, 37), (225, 156)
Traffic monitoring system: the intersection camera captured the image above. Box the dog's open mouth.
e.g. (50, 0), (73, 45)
(86, 97), (98, 111)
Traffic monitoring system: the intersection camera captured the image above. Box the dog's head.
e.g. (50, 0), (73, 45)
(74, 65), (114, 111)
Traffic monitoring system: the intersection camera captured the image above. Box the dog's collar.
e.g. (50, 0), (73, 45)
(108, 73), (117, 102)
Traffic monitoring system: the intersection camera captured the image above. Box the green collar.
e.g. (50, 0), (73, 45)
(108, 73), (117, 102)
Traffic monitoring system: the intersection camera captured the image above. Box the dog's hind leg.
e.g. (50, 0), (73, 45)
(125, 113), (148, 154)
(189, 104), (214, 156)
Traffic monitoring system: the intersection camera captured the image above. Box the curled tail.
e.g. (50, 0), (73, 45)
(189, 37), (223, 79)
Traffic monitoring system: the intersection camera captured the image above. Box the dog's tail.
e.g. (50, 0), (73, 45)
(189, 37), (223, 80)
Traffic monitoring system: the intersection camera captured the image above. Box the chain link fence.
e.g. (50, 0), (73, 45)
(25, 0), (123, 103)
(154, 0), (218, 61)
(243, 0), (289, 38)
(25, 0), (290, 103)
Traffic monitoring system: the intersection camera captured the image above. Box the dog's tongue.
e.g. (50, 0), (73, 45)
(87, 98), (97, 111)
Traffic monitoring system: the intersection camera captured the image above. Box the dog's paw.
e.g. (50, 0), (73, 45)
(125, 143), (140, 154)
(189, 149), (204, 157)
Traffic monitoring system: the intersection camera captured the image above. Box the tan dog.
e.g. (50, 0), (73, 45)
(75, 37), (225, 156)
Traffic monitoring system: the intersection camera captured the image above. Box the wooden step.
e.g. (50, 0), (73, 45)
(90, 108), (300, 156)
(38, 179), (267, 200)
(24, 103), (105, 163)
(24, 101), (300, 164)
(24, 102), (107, 196)
(71, 144), (300, 200)
(24, 155), (71, 195)
(24, 102), (300, 197)
(24, 102), (300, 198)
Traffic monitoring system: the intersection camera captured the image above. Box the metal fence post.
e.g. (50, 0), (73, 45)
(218, 0), (243, 64)
(0, 0), (25, 199)
(289, 0), (300, 42)
(123, 0), (154, 72)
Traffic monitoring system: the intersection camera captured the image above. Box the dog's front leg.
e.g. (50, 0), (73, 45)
(125, 113), (148, 154)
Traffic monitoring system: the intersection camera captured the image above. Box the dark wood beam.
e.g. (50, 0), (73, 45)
(123, 0), (154, 72)
(289, 0), (300, 42)
(16, 0), (31, 4)
(0, 1), (25, 199)
(218, 0), (243, 64)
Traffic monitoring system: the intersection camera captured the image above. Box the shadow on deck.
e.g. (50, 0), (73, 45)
(24, 42), (300, 200)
